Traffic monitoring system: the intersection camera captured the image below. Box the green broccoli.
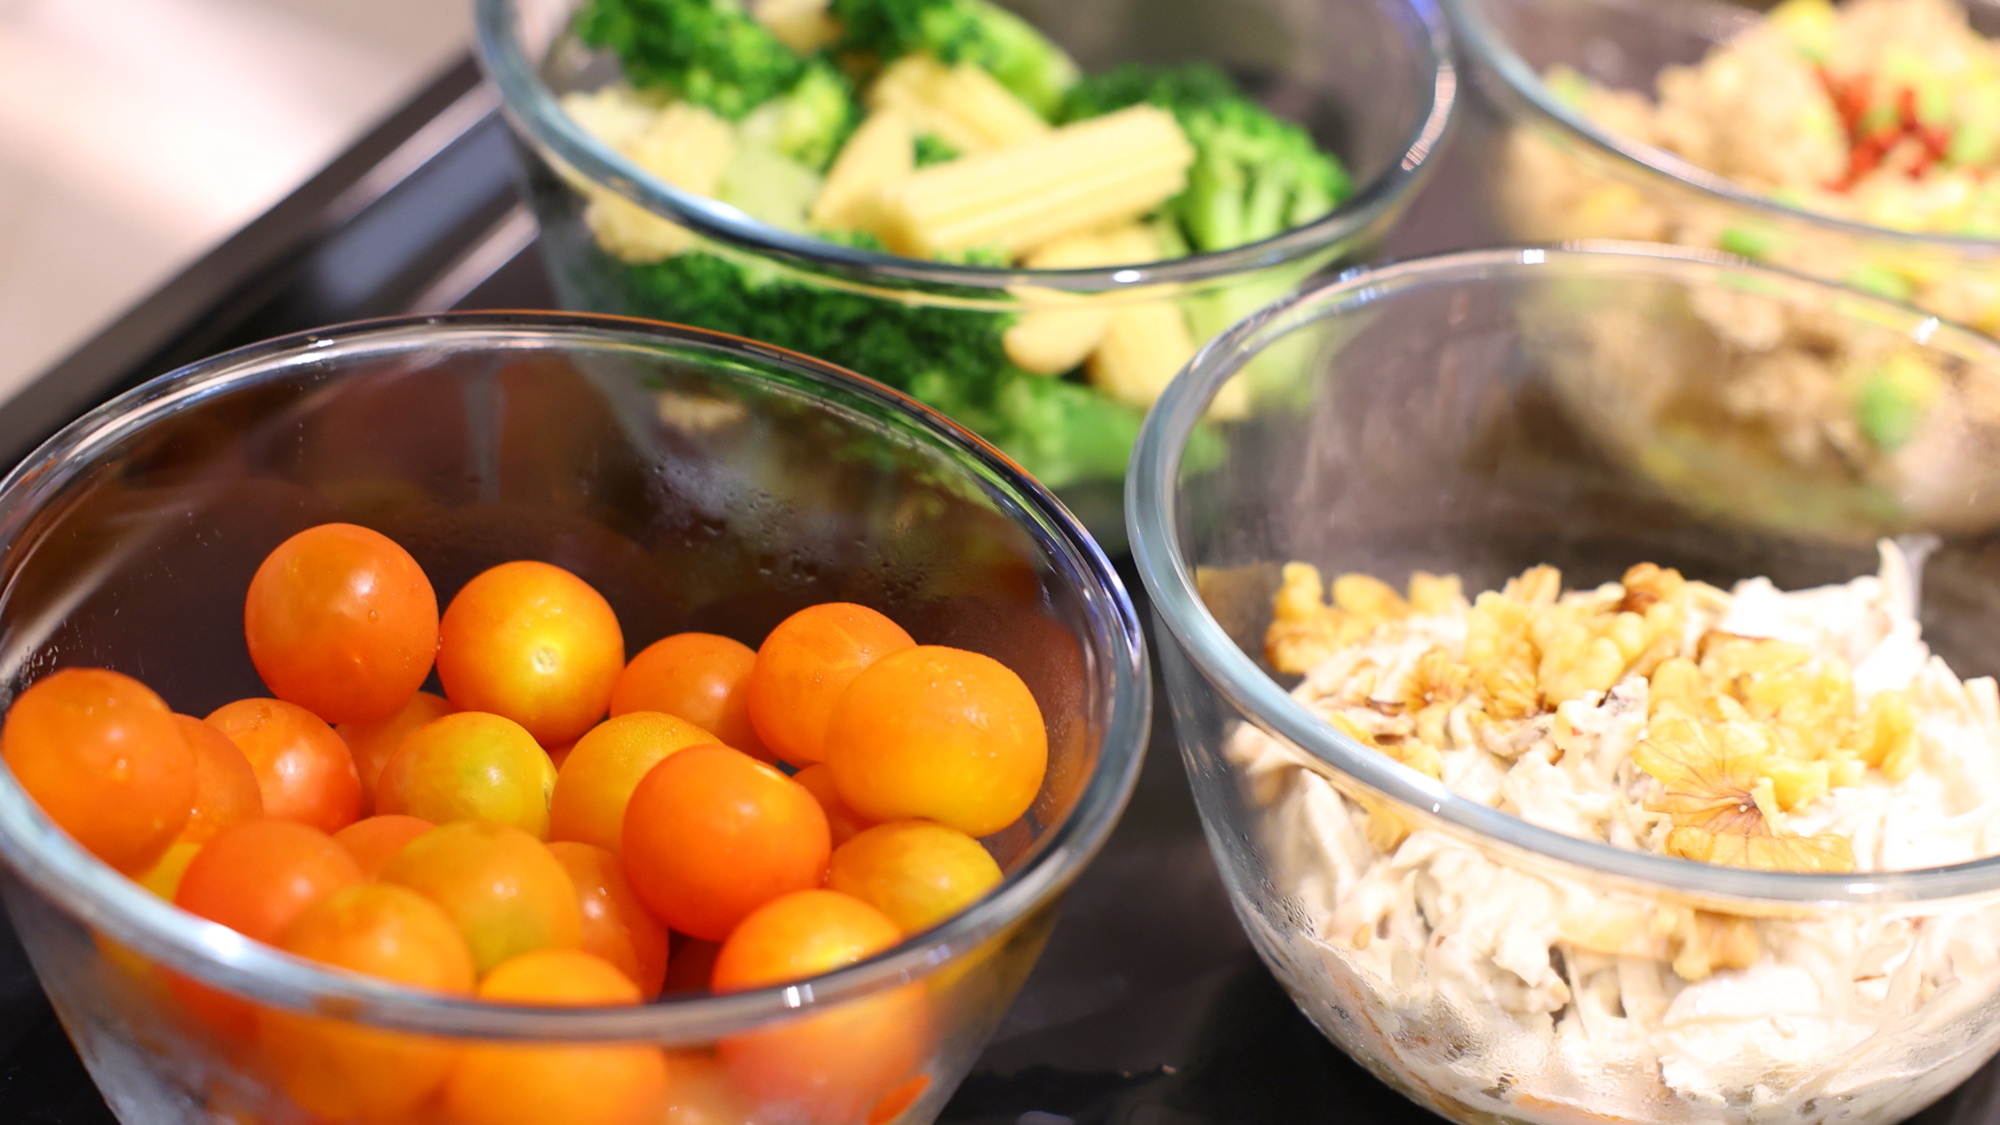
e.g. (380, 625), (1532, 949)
(735, 61), (859, 170)
(829, 0), (1079, 116)
(1061, 62), (1352, 252)
(913, 132), (961, 166)
(597, 246), (1145, 488)
(575, 0), (808, 120)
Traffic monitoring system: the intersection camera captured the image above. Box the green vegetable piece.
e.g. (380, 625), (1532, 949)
(1059, 62), (1352, 253)
(1854, 353), (1942, 451)
(1768, 0), (1835, 61)
(1542, 65), (1592, 110)
(914, 132), (961, 166)
(829, 0), (1080, 116)
(601, 246), (1150, 487)
(736, 62), (860, 170)
(1717, 225), (1781, 260)
(574, 0), (809, 120)
(717, 143), (823, 231)
(1950, 122), (1999, 169)
(1844, 264), (1916, 303)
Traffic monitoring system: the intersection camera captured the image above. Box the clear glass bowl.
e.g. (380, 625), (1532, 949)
(0, 312), (1149, 1125)
(1447, 0), (2000, 335)
(472, 0), (1456, 542)
(1128, 244), (2000, 1125)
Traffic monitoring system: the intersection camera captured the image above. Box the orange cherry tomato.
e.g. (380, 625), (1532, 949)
(659, 1051), (755, 1125)
(337, 690), (453, 814)
(205, 698), (362, 834)
(549, 712), (715, 855)
(176, 819), (365, 945)
(825, 646), (1047, 838)
(746, 604), (914, 766)
(443, 948), (667, 1125)
(712, 890), (925, 1125)
(244, 523), (439, 725)
(174, 715), (264, 845)
(260, 883), (475, 1121)
(548, 841), (668, 997)
(173, 818), (364, 1038)
(375, 712), (557, 838)
(436, 561), (625, 746)
(334, 814), (436, 879)
(379, 821), (582, 975)
(792, 764), (876, 849)
(620, 745), (830, 941)
(2, 668), (194, 873)
(611, 633), (768, 759)
(827, 820), (1003, 935)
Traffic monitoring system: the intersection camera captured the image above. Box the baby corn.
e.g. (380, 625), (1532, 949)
(755, 0), (840, 53)
(810, 110), (915, 232)
(1004, 223), (1165, 374)
(1087, 302), (1196, 408)
(1023, 222), (1162, 269)
(867, 54), (1050, 154)
(580, 101), (737, 263)
(880, 105), (1194, 258)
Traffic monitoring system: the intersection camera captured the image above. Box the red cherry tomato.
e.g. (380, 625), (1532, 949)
(548, 841), (669, 998)
(712, 890), (926, 1125)
(259, 883), (474, 1120)
(436, 561), (625, 746)
(172, 818), (364, 1039)
(244, 523), (439, 724)
(747, 604), (914, 766)
(206, 698), (362, 834)
(332, 814), (435, 879)
(2, 668), (194, 873)
(611, 633), (769, 759)
(444, 948), (667, 1125)
(620, 745), (829, 941)
(792, 763), (876, 849)
(173, 715), (263, 845)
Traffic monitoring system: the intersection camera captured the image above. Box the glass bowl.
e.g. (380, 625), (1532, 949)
(0, 312), (1149, 1125)
(472, 0), (1456, 542)
(1446, 0), (2000, 335)
(1128, 244), (2000, 1125)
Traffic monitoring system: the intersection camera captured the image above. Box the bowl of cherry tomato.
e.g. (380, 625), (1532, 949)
(0, 312), (1149, 1125)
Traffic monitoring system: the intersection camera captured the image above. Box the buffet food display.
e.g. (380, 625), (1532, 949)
(24, 0), (2000, 1123)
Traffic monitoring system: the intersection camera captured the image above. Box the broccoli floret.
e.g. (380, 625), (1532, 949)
(830, 0), (1079, 116)
(601, 248), (1144, 488)
(575, 0), (808, 120)
(1061, 62), (1353, 252)
(736, 61), (859, 169)
(914, 132), (960, 166)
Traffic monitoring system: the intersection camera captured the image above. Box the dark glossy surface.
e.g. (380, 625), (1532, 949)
(3, 56), (1996, 1125)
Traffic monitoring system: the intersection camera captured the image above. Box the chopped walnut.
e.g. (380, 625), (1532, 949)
(1633, 715), (1855, 873)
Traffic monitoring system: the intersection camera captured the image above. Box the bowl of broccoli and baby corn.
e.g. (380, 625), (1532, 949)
(475, 0), (1455, 520)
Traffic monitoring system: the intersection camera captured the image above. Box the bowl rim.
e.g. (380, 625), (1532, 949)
(0, 310), (1152, 1040)
(1443, 0), (2000, 256)
(1126, 239), (2000, 906)
(471, 0), (1459, 294)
